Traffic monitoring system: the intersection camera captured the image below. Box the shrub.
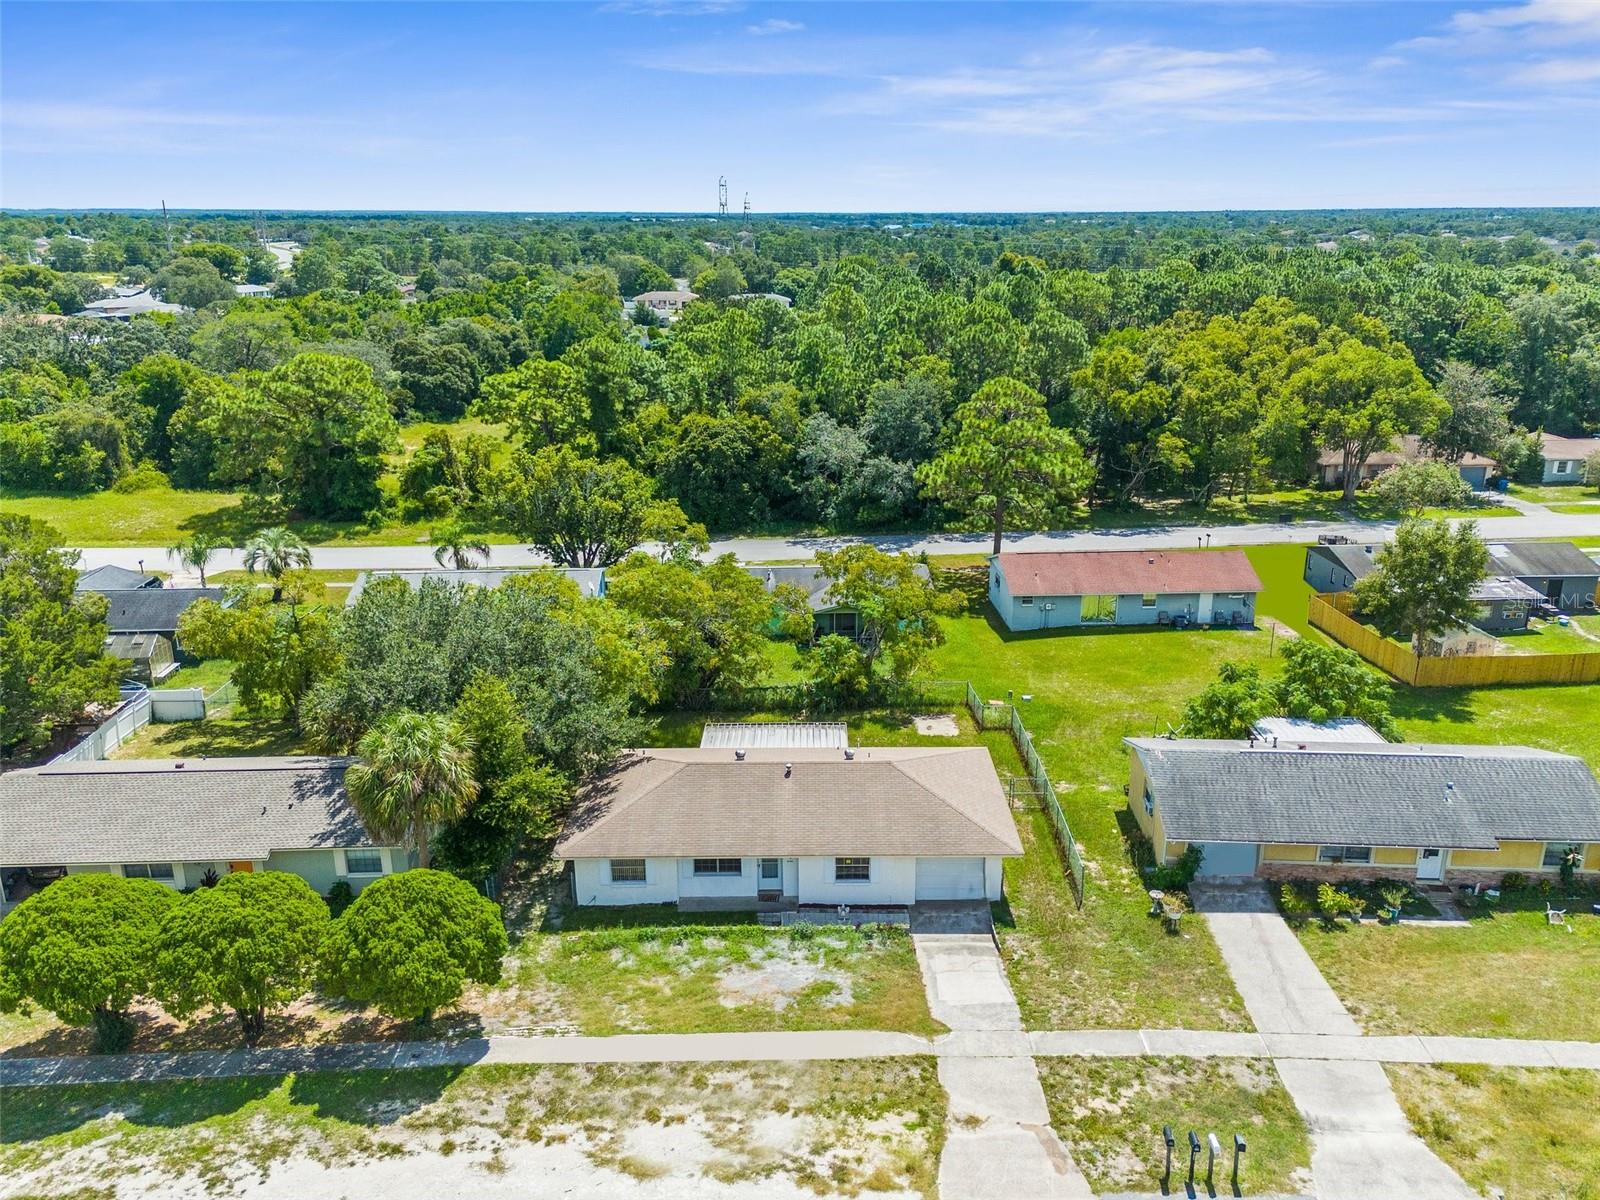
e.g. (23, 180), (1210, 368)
(1148, 844), (1204, 892)
(325, 880), (354, 917)
(1499, 872), (1527, 892)
(1279, 883), (1313, 920)
(1378, 885), (1411, 913)
(1317, 883), (1365, 921)
(110, 461), (170, 493)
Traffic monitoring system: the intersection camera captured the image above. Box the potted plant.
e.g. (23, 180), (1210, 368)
(1378, 885), (1409, 924)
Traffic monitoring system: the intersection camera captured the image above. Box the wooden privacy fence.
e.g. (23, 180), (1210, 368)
(1307, 594), (1600, 688)
(966, 682), (1086, 908)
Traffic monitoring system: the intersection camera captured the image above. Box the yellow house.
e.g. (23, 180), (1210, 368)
(1125, 736), (1600, 885)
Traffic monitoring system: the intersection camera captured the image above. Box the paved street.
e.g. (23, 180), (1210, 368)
(62, 507), (1600, 578)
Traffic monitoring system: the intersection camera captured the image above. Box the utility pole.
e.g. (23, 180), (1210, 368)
(743, 191), (751, 229)
(718, 176), (728, 217)
(161, 200), (173, 253)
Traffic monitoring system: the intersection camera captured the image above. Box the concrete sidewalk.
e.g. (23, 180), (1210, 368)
(911, 902), (1094, 1199)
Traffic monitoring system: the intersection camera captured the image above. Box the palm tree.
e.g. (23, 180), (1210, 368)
(241, 527), (312, 602)
(430, 522), (491, 571)
(169, 534), (222, 587)
(344, 711), (478, 869)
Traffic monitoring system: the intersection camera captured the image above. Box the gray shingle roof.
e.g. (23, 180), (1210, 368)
(1487, 541), (1600, 580)
(1127, 738), (1600, 849)
(1307, 543), (1382, 580)
(99, 587), (223, 634)
(556, 746), (1023, 859)
(0, 757), (384, 865)
(743, 564), (932, 612)
(76, 564), (160, 592)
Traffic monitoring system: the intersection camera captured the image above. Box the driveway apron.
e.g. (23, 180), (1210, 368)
(911, 902), (1093, 1200)
(1192, 883), (1473, 1200)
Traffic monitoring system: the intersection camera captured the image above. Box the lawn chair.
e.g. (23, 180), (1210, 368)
(1546, 903), (1568, 926)
(1157, 611), (1171, 625)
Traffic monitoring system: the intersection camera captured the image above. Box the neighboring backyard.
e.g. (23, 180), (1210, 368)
(1389, 1063), (1600, 1200)
(1037, 1056), (1313, 1196)
(1295, 894), (1600, 1041)
(0, 1059), (945, 1200)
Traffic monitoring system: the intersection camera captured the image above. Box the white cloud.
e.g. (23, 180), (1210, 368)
(1399, 0), (1600, 91)
(1450, 0), (1600, 41)
(1509, 54), (1600, 83)
(746, 18), (803, 36)
(600, 0), (743, 15)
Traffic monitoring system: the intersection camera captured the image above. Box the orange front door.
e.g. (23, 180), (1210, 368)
(228, 861), (254, 873)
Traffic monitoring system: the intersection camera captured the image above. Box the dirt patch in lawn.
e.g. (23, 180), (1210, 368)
(912, 714), (960, 736)
(716, 948), (855, 1011)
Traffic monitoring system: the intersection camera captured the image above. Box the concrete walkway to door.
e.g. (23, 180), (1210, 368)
(1192, 882), (1476, 1200)
(910, 902), (1093, 1200)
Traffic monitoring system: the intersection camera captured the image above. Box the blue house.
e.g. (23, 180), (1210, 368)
(989, 550), (1262, 633)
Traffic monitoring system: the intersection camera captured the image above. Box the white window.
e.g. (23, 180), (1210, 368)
(1143, 784), (1155, 817)
(692, 858), (742, 876)
(1554, 459), (1573, 475)
(1317, 846), (1372, 864)
(834, 857), (871, 882)
(1017, 596), (1034, 606)
(1542, 843), (1579, 869)
(122, 863), (174, 880)
(344, 850), (383, 875)
(1141, 594), (1158, 609)
(609, 858), (647, 883)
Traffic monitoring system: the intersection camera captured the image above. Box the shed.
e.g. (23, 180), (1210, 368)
(699, 723), (849, 750)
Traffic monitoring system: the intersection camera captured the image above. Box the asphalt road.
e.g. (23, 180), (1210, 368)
(68, 508), (1600, 577)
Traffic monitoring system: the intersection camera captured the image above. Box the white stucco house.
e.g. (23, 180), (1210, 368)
(556, 746), (1022, 908)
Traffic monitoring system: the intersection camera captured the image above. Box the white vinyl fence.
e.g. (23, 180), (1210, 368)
(51, 688), (208, 764)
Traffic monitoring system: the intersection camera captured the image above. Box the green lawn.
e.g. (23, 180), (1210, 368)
(211, 567), (362, 606)
(1507, 483), (1600, 504)
(152, 656), (236, 692)
(1389, 1063), (1600, 1200)
(1296, 892), (1600, 1040)
(1392, 683), (1600, 771)
(108, 715), (314, 759)
(1546, 502), (1600, 514)
(1037, 1057), (1313, 1196)
(0, 1059), (945, 1200)
(1494, 618), (1600, 655)
(501, 914), (942, 1036)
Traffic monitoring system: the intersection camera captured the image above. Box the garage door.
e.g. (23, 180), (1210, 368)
(1193, 842), (1259, 878)
(915, 857), (986, 900)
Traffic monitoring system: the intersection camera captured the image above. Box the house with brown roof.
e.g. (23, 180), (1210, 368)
(555, 746), (1022, 908)
(988, 550), (1262, 632)
(1535, 433), (1600, 485)
(1315, 434), (1496, 491)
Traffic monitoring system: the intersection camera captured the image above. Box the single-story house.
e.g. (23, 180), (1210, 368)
(989, 550), (1261, 632)
(728, 292), (793, 307)
(746, 563), (932, 641)
(1486, 542), (1600, 611)
(1316, 435), (1496, 491)
(76, 564), (161, 592)
(0, 757), (407, 914)
(556, 746), (1022, 908)
(74, 289), (186, 320)
(95, 586), (224, 653)
(103, 631), (177, 683)
(233, 283), (274, 299)
(1302, 544), (1545, 631)
(1126, 736), (1600, 885)
(629, 289), (699, 319)
(699, 722), (849, 750)
(1534, 433), (1600, 485)
(344, 567), (607, 607)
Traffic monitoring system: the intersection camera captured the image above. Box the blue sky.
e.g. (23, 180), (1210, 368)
(2, 0), (1597, 211)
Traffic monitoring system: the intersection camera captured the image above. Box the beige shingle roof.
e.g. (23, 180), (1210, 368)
(556, 747), (1022, 859)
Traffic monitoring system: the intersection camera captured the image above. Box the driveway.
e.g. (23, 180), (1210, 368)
(1192, 883), (1474, 1200)
(910, 902), (1093, 1200)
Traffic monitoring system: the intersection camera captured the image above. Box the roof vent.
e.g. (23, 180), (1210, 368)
(734, 749), (746, 761)
(784, 762), (793, 778)
(1364, 545), (1374, 554)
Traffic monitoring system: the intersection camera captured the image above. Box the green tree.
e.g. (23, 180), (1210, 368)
(340, 247), (398, 295)
(496, 445), (697, 567)
(606, 553), (775, 703)
(433, 674), (572, 881)
(1423, 362), (1512, 466)
(917, 377), (1093, 555)
(392, 338), (480, 419)
(169, 532), (223, 587)
(152, 256), (234, 308)
(1273, 640), (1400, 739)
(1288, 335), (1445, 501)
(1369, 461), (1473, 516)
(192, 309), (295, 374)
(176, 576), (340, 718)
(242, 526), (312, 601)
(1179, 661), (1276, 738)
(115, 352), (208, 465)
(475, 359), (594, 452)
(289, 245), (343, 294)
(1, 516), (121, 758)
(1353, 519), (1490, 655)
(318, 869), (506, 1024)
(813, 546), (957, 684)
(0, 873), (176, 1051)
(430, 521), (491, 569)
(177, 242), (248, 279)
(257, 353), (399, 520)
(691, 259), (747, 301)
(345, 710), (480, 868)
(152, 871), (330, 1045)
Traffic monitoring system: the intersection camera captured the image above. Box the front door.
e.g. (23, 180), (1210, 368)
(758, 858), (782, 893)
(1416, 848), (1444, 881)
(228, 861), (254, 873)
